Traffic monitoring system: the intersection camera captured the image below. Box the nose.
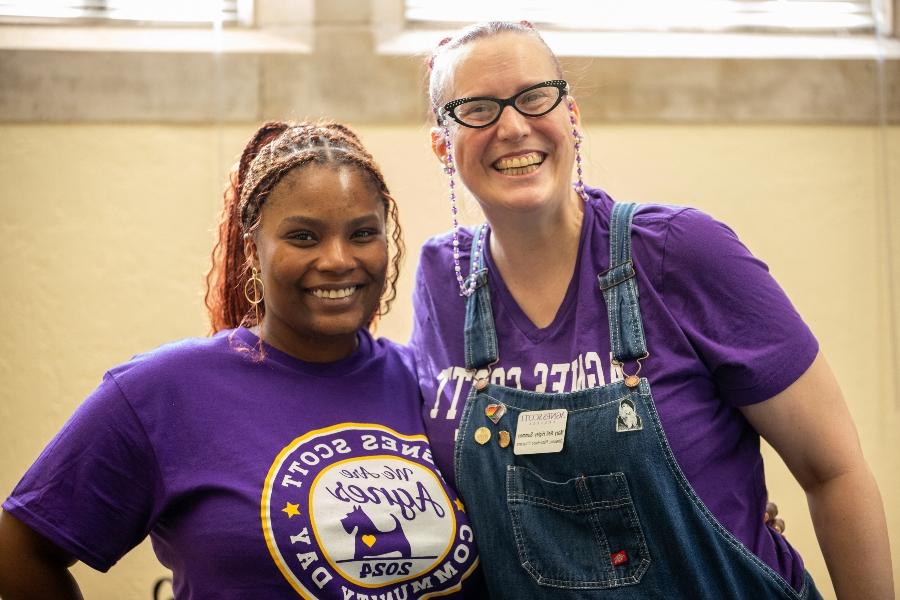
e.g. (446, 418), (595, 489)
(495, 105), (530, 141)
(317, 237), (355, 273)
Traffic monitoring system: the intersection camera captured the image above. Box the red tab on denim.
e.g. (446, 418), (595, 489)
(610, 550), (629, 566)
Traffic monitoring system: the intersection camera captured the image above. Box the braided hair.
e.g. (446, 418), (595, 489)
(205, 120), (404, 334)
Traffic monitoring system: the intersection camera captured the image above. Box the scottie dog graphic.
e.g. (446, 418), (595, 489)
(340, 505), (412, 560)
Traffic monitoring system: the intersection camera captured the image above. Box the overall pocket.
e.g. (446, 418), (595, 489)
(506, 466), (650, 589)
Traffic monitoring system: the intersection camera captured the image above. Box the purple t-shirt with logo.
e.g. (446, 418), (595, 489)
(409, 187), (818, 591)
(4, 328), (481, 599)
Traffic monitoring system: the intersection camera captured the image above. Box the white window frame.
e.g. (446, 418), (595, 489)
(0, 0), (896, 123)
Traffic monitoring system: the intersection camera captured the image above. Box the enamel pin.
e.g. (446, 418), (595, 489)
(485, 403), (507, 424)
(497, 430), (511, 448)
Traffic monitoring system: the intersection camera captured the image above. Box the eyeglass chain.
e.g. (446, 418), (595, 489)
(443, 98), (587, 297)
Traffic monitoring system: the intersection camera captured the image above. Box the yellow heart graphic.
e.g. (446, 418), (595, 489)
(362, 534), (377, 548)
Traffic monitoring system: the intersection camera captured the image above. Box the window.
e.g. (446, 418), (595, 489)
(405, 0), (882, 34)
(0, 0), (253, 26)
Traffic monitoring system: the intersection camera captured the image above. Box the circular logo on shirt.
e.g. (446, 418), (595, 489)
(261, 424), (477, 598)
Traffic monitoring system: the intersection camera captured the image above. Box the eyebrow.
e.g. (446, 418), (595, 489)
(454, 80), (553, 101)
(279, 213), (382, 229)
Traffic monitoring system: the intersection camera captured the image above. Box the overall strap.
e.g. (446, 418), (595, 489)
(463, 224), (499, 370)
(597, 202), (649, 364)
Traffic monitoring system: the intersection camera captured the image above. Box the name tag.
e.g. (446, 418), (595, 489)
(513, 409), (568, 455)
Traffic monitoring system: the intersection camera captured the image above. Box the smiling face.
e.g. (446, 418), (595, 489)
(433, 32), (579, 222)
(247, 164), (388, 362)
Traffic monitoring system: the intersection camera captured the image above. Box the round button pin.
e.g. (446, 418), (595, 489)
(474, 427), (491, 445)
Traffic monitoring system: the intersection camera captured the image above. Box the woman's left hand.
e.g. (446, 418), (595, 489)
(764, 501), (785, 534)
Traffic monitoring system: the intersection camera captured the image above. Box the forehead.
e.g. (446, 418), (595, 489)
(448, 33), (559, 98)
(263, 163), (382, 218)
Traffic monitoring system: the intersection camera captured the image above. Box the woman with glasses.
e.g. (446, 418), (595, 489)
(410, 21), (893, 599)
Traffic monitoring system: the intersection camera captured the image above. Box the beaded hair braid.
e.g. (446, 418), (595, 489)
(204, 121), (404, 333)
(427, 21), (586, 297)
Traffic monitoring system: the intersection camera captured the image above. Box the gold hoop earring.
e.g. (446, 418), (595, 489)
(244, 267), (265, 325)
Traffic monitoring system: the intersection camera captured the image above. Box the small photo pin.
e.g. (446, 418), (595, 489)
(616, 398), (643, 432)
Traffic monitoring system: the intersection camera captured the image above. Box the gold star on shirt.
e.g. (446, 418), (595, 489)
(282, 502), (301, 518)
(454, 498), (465, 512)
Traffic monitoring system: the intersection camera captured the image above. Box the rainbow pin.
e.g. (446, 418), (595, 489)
(485, 403), (507, 424)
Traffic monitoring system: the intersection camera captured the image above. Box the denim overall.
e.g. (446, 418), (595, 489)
(453, 203), (822, 599)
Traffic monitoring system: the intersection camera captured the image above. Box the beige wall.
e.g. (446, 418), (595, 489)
(0, 122), (898, 598)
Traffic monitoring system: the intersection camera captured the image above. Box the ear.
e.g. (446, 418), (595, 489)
(243, 233), (260, 271)
(430, 126), (449, 166)
(567, 96), (581, 127)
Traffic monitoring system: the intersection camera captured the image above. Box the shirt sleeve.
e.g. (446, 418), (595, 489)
(408, 234), (460, 374)
(658, 208), (819, 406)
(2, 372), (162, 572)
(408, 249), (433, 350)
(409, 242), (442, 387)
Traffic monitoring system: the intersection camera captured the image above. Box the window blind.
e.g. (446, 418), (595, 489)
(405, 0), (878, 33)
(0, 0), (252, 25)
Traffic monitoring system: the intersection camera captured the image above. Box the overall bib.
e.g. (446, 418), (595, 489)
(453, 203), (822, 599)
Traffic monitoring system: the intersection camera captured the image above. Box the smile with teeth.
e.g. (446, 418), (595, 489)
(493, 152), (544, 175)
(309, 286), (359, 300)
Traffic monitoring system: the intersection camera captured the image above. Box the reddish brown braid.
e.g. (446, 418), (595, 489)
(206, 121), (289, 333)
(204, 120), (404, 334)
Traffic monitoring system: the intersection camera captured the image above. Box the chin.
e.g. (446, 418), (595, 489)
(310, 318), (367, 339)
(491, 188), (556, 213)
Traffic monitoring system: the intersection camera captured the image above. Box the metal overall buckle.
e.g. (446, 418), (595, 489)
(613, 352), (650, 388)
(469, 358), (499, 392)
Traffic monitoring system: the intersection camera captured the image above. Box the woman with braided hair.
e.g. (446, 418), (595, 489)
(0, 121), (482, 599)
(410, 20), (893, 600)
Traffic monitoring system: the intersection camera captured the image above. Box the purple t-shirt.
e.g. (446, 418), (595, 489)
(410, 187), (818, 590)
(4, 328), (481, 599)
